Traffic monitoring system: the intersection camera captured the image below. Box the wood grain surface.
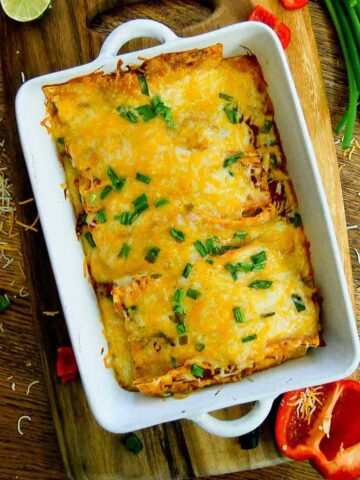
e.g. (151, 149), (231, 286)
(0, 0), (359, 479)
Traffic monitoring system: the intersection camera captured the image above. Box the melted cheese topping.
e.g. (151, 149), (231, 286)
(43, 45), (320, 395)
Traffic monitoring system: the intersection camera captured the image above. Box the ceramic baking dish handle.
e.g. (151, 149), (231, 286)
(186, 396), (275, 438)
(98, 19), (179, 59)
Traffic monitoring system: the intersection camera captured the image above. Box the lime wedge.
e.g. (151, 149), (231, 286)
(1, 0), (51, 22)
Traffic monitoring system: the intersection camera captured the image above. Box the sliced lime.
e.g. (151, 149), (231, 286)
(1, 0), (51, 22)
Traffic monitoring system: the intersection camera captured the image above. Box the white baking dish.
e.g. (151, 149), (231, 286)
(16, 19), (360, 437)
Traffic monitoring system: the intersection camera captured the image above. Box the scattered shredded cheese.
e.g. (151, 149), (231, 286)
(16, 214), (39, 232)
(17, 415), (31, 435)
(26, 380), (39, 396)
(18, 198), (34, 205)
(354, 248), (360, 264)
(11, 382), (16, 391)
(288, 386), (323, 425)
(347, 224), (358, 230)
(20, 72), (26, 84)
(42, 310), (59, 316)
(19, 286), (29, 298)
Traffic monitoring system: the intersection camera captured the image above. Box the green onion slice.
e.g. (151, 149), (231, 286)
(182, 263), (193, 279)
(125, 433), (143, 454)
(118, 243), (131, 258)
(99, 185), (113, 200)
(260, 119), (273, 134)
(261, 312), (275, 318)
(242, 334), (257, 343)
(154, 198), (169, 208)
(191, 364), (204, 378)
(137, 72), (149, 96)
(194, 240), (207, 257)
(248, 280), (273, 289)
(0, 292), (10, 313)
(177, 322), (186, 335)
(107, 167), (126, 191)
(96, 209), (106, 224)
(223, 152), (244, 168)
(136, 104), (156, 121)
(136, 172), (151, 184)
(291, 293), (306, 312)
(170, 227), (185, 242)
(186, 288), (201, 300)
(195, 343), (205, 352)
(84, 231), (96, 248)
(233, 306), (244, 323)
(144, 247), (160, 264)
(117, 105), (138, 123)
(233, 232), (248, 240)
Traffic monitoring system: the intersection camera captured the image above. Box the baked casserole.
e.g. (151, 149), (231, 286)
(43, 44), (321, 396)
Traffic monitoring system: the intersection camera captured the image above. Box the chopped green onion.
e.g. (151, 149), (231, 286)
(194, 240), (207, 257)
(0, 292), (10, 313)
(125, 433), (143, 454)
(136, 104), (156, 121)
(233, 306), (244, 323)
(264, 139), (278, 147)
(135, 172), (151, 184)
(56, 137), (65, 145)
(151, 96), (175, 128)
(99, 185), (113, 200)
(260, 119), (273, 134)
(233, 232), (248, 240)
(107, 167), (126, 191)
(144, 247), (160, 264)
(118, 243), (131, 258)
(219, 92), (233, 101)
(173, 288), (185, 304)
(154, 198), (169, 208)
(195, 343), (205, 352)
(182, 263), (193, 279)
(225, 263), (238, 281)
(115, 211), (131, 225)
(179, 335), (188, 345)
(169, 227), (185, 242)
(242, 334), (257, 343)
(80, 212), (87, 225)
(248, 280), (273, 289)
(191, 364), (204, 378)
(173, 304), (185, 315)
(171, 357), (177, 368)
(186, 288), (201, 300)
(291, 293), (306, 312)
(237, 262), (253, 272)
(117, 105), (138, 123)
(137, 72), (149, 96)
(261, 312), (275, 318)
(89, 193), (97, 203)
(84, 231), (96, 248)
(293, 213), (302, 228)
(96, 209), (106, 224)
(250, 250), (266, 265)
(270, 153), (278, 168)
(107, 295), (113, 303)
(240, 428), (260, 450)
(223, 152), (244, 168)
(133, 193), (149, 214)
(224, 103), (241, 124)
(205, 259), (214, 265)
(177, 322), (186, 335)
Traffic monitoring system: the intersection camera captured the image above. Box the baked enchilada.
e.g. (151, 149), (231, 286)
(43, 44), (320, 396)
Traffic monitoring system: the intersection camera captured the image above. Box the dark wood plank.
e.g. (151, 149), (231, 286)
(0, 0), (358, 479)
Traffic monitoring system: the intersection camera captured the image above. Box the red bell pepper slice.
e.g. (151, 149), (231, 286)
(275, 380), (360, 480)
(56, 346), (78, 383)
(280, 0), (308, 10)
(248, 5), (291, 49)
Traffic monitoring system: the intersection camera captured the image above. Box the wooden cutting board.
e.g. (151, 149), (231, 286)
(0, 0), (353, 478)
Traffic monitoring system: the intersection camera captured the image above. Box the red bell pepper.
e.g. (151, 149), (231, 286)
(56, 346), (78, 383)
(248, 5), (291, 49)
(280, 0), (308, 10)
(275, 380), (360, 480)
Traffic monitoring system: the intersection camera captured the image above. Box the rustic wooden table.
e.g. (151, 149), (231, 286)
(0, 1), (359, 479)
